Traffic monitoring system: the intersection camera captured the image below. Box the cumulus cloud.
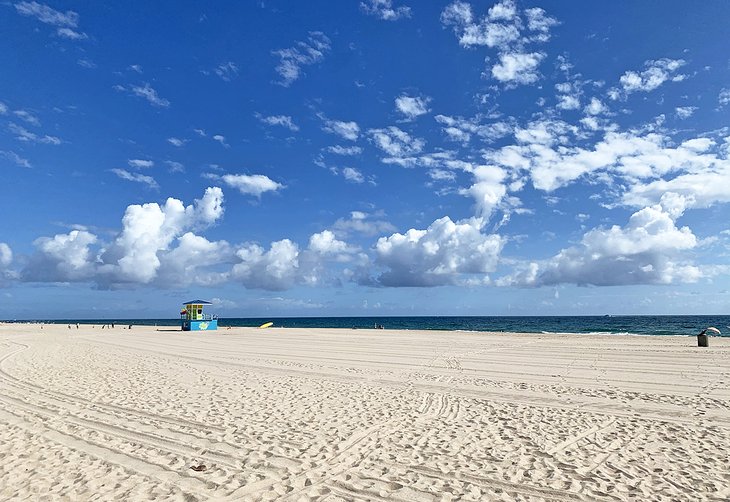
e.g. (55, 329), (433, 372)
(674, 106), (697, 119)
(231, 239), (300, 290)
(395, 94), (431, 120)
(492, 51), (545, 85)
(440, 1), (556, 86)
(584, 97), (607, 116)
(257, 114), (299, 131)
(612, 58), (686, 99)
(360, 0), (411, 21)
(98, 187), (225, 284)
(322, 118), (360, 141)
(484, 122), (726, 193)
(111, 168), (159, 189)
(499, 196), (703, 287)
(373, 216), (503, 286)
(214, 62), (239, 81)
(23, 230), (97, 282)
(368, 126), (424, 158)
(309, 230), (355, 255)
(208, 173), (284, 197)
(273, 32), (331, 87)
(115, 83), (170, 107)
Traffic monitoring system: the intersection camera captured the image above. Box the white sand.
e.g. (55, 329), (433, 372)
(1, 323), (729, 501)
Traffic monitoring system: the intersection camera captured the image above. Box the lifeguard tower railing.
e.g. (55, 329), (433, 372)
(180, 312), (217, 321)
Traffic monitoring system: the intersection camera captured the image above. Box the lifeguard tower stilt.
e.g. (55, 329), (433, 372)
(180, 300), (218, 331)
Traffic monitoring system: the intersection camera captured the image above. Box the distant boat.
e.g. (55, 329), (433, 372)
(259, 321), (274, 329)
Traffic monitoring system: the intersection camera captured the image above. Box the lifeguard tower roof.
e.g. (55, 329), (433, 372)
(182, 300), (212, 305)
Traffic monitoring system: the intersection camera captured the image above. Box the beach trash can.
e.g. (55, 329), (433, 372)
(697, 333), (709, 347)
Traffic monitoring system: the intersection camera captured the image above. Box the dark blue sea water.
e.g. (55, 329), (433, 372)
(21, 315), (730, 336)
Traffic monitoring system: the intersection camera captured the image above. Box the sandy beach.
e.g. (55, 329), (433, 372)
(0, 323), (729, 501)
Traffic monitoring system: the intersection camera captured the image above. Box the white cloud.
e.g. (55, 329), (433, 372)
(167, 137), (187, 147)
(333, 211), (396, 237)
(556, 94), (580, 110)
(273, 32), (331, 87)
(13, 109), (40, 126)
(675, 106), (697, 119)
(395, 94), (431, 120)
(165, 160), (184, 173)
(14, 1), (78, 27)
(360, 0), (411, 21)
(491, 51), (545, 85)
(326, 145), (362, 155)
(115, 83), (170, 107)
(56, 27), (86, 39)
(459, 165), (508, 220)
(111, 168), (159, 189)
(155, 233), (233, 287)
(0, 150), (31, 168)
(322, 118), (360, 141)
(23, 230), (97, 282)
(8, 122), (60, 144)
(77, 58), (95, 68)
(0, 243), (11, 269)
(373, 216), (503, 286)
(214, 62), (239, 81)
(500, 197), (703, 287)
(368, 126), (424, 158)
(488, 0), (517, 21)
(213, 134), (228, 147)
(614, 58), (686, 98)
(485, 125), (726, 193)
(0, 102), (7, 114)
(440, 1), (556, 86)
(435, 114), (513, 144)
(231, 239), (300, 290)
(308, 230), (355, 255)
(719, 89), (730, 106)
(23, 188), (229, 287)
(128, 159), (154, 169)
(342, 167), (365, 183)
(213, 173), (284, 197)
(194, 128), (206, 137)
(524, 7), (558, 35)
(584, 97), (607, 116)
(100, 187), (224, 284)
(257, 114), (299, 131)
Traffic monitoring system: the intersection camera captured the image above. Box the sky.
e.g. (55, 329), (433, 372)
(2, 0), (730, 319)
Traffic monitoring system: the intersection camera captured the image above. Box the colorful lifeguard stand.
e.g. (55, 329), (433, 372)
(180, 300), (218, 331)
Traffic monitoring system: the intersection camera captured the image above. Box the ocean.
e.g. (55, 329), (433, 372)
(23, 315), (730, 337)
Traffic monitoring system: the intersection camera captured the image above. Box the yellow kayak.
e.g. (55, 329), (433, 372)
(258, 322), (274, 329)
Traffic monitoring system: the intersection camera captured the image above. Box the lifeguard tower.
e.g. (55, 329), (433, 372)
(180, 300), (218, 331)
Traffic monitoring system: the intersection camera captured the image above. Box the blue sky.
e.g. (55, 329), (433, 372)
(2, 0), (730, 319)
